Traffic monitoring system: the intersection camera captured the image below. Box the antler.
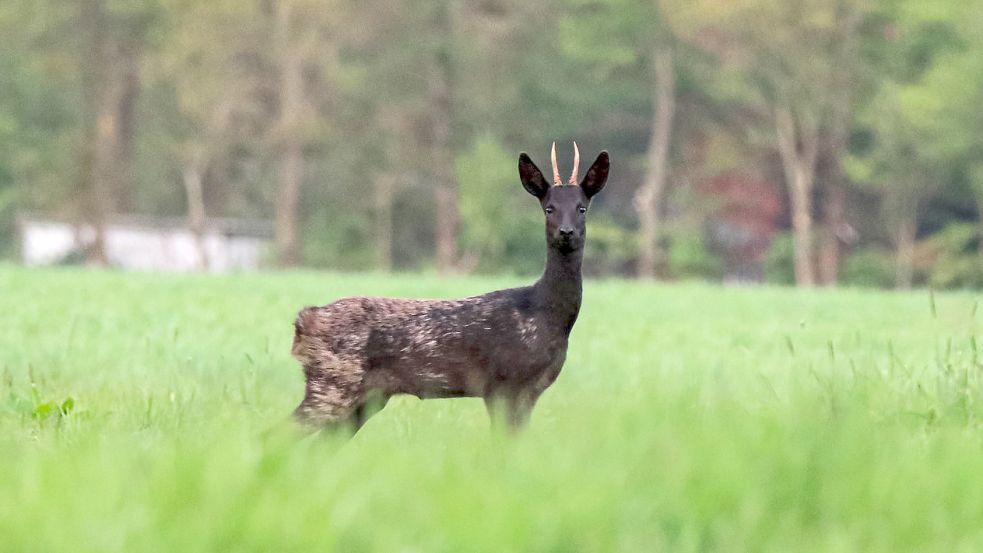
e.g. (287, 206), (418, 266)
(550, 142), (562, 186)
(550, 141), (582, 186)
(569, 142), (580, 185)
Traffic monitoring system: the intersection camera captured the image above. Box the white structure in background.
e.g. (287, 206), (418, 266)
(17, 214), (273, 272)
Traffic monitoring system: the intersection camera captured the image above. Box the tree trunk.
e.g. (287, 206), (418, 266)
(276, 141), (303, 267)
(79, 0), (145, 266)
(818, 180), (846, 286)
(80, 0), (117, 266)
(977, 197), (983, 267)
(818, 94), (851, 287)
(817, 5), (862, 287)
(894, 208), (917, 289)
(92, 69), (127, 267)
(775, 104), (819, 287)
(182, 154), (209, 271)
(633, 47), (676, 280)
(114, 48), (141, 213)
(429, 3), (459, 275)
(275, 0), (304, 267)
(374, 174), (394, 272)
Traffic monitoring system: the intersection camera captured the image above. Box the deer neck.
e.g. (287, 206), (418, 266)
(534, 246), (584, 334)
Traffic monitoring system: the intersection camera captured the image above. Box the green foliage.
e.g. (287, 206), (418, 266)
(900, 3), (983, 197)
(583, 216), (637, 276)
(456, 135), (542, 275)
(0, 41), (78, 257)
(668, 234), (724, 280)
(763, 232), (796, 285)
(301, 206), (376, 272)
(560, 0), (665, 67)
(841, 247), (896, 289)
(6, 268), (983, 550)
(30, 396), (75, 420)
(922, 222), (983, 289)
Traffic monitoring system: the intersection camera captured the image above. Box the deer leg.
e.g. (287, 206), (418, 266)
(484, 389), (541, 431)
(506, 391), (539, 429)
(352, 391), (390, 434)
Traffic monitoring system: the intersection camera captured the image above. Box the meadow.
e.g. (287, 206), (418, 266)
(2, 265), (983, 552)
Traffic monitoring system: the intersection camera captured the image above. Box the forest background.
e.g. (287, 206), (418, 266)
(3, 0), (982, 289)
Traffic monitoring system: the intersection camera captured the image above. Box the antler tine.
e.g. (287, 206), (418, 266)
(550, 141), (562, 186)
(569, 142), (581, 185)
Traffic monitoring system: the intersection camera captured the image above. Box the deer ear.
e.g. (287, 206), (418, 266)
(518, 153), (549, 199)
(580, 151), (609, 199)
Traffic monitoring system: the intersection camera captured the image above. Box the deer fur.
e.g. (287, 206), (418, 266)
(291, 144), (610, 432)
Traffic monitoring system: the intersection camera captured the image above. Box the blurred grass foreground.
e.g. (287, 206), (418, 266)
(3, 266), (983, 551)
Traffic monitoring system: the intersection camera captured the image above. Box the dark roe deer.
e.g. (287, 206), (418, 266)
(291, 143), (609, 431)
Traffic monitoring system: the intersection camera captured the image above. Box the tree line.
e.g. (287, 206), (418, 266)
(1, 0), (982, 288)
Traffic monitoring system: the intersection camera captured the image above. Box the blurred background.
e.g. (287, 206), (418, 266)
(1, 0), (981, 288)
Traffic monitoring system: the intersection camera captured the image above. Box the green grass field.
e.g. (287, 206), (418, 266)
(2, 265), (983, 552)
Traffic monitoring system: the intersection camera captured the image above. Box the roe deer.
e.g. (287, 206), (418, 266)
(291, 143), (609, 432)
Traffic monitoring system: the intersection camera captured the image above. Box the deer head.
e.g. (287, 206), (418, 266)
(517, 143), (610, 253)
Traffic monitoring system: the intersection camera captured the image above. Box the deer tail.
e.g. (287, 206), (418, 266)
(291, 306), (320, 360)
(294, 306), (318, 336)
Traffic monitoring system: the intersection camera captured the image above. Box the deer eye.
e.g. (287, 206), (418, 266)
(578, 206), (587, 214)
(544, 206), (554, 214)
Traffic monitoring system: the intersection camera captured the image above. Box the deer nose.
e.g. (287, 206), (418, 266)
(559, 226), (575, 236)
